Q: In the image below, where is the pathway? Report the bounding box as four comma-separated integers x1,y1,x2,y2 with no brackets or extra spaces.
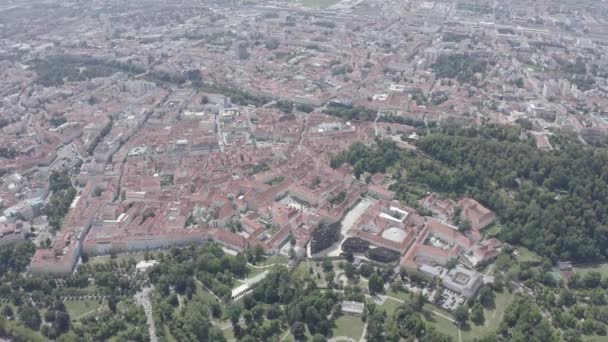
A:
74,307,99,320
329,337,356,342
194,278,224,303
359,322,368,342
248,263,285,269
134,286,158,342
280,329,292,341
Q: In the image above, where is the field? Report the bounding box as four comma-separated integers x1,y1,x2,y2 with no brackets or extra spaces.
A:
379,297,404,314
244,264,269,278
460,290,515,340
65,298,103,319
383,289,515,341
483,223,502,238
194,281,221,304
421,312,460,340
515,246,543,263
575,263,608,278
333,315,364,340
257,254,289,267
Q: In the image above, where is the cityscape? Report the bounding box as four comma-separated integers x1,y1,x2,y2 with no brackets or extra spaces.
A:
1,0,608,341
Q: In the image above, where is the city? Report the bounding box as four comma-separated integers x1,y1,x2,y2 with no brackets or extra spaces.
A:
1,0,608,341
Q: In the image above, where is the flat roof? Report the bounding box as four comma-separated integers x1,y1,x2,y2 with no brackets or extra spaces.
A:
381,227,407,242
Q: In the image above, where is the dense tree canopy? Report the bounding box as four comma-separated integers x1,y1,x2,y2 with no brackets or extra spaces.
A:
498,295,557,341
333,126,608,262
416,127,608,261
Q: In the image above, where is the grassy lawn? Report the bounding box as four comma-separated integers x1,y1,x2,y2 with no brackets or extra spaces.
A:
515,246,543,263
421,311,460,340
245,264,269,278
4,321,47,342
222,325,236,341
386,289,413,303
483,223,502,238
460,290,515,341
386,288,514,341
333,315,364,340
575,263,608,278
195,281,220,304
88,252,150,265
378,297,403,314
163,325,178,342
293,260,312,280
257,255,289,267
65,299,103,319
298,0,342,8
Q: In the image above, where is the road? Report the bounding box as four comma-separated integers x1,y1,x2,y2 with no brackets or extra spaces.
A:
135,286,158,342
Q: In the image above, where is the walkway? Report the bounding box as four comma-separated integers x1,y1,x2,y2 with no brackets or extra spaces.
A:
134,286,158,342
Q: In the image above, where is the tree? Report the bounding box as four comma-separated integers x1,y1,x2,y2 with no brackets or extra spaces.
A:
359,264,374,278
366,311,386,341
19,304,41,330
266,303,282,320
471,302,484,325
500,295,556,341
237,42,250,60
209,327,227,342
2,305,13,318
368,272,384,295
54,311,70,334
41,324,55,339
108,295,117,313
414,292,426,310
345,251,354,263
252,304,265,322
452,306,468,325
477,287,495,308
243,309,253,325
584,271,602,288
183,304,210,341
291,322,306,341
44,309,56,323
390,278,403,292
459,220,472,233
344,263,357,280
558,289,576,307
253,245,265,263
591,288,606,305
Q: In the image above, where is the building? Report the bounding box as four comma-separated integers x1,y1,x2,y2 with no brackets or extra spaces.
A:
29,229,83,275
458,198,495,230
0,222,25,247
341,301,365,316
442,265,484,298
420,193,454,221
136,260,159,272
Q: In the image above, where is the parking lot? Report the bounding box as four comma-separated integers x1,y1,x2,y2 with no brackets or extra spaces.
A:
437,288,465,311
